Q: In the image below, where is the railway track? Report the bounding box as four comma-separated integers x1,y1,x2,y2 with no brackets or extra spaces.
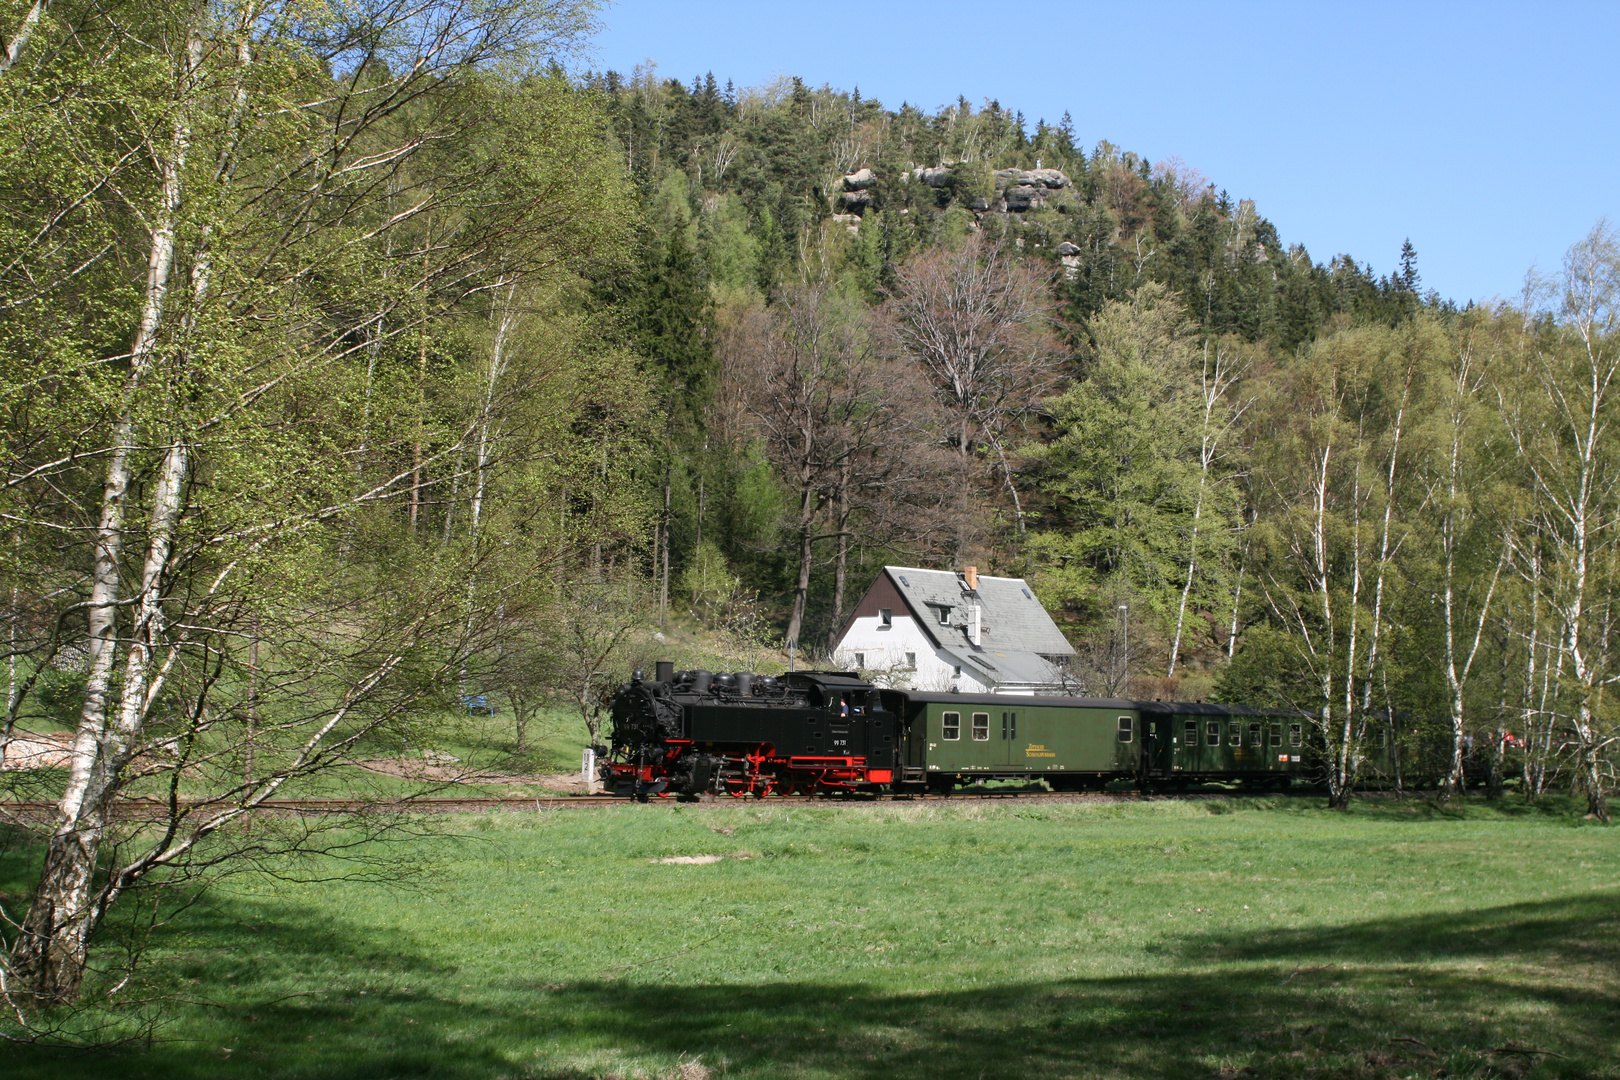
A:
0,787,1309,820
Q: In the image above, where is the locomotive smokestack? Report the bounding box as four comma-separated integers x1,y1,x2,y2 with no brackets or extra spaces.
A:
964,565,978,591
655,660,674,684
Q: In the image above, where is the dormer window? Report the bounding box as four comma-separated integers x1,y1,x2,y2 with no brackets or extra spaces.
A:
935,605,951,625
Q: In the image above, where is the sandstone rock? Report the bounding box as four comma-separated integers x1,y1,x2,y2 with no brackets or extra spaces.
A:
831,213,861,233
968,197,990,211
842,168,877,191
912,165,953,187
1057,241,1082,256
838,189,875,211
1002,185,1044,212
994,167,1071,190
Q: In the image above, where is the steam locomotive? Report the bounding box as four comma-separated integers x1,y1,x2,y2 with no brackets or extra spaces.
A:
600,662,1367,798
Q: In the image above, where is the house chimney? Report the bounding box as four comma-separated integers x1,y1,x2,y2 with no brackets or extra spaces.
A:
964,565,978,592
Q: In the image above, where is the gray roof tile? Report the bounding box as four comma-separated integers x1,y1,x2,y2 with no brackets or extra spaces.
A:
886,566,1076,660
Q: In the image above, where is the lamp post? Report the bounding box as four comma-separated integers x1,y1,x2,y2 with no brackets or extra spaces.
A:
1118,604,1129,694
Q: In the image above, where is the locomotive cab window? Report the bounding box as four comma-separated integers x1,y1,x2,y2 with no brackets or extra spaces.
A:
1206,721,1221,746
1270,725,1283,747
1184,720,1197,747
1289,723,1303,747
972,712,990,741
1117,716,1133,743
942,711,960,740
1248,722,1262,746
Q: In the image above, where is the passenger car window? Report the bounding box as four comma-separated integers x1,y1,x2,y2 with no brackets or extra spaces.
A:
1184,720,1197,746
1248,722,1262,746
1228,721,1241,745
1270,725,1283,747
1289,723,1303,747
1372,727,1387,747
942,711,960,740
972,712,989,741
1117,716,1133,743
1206,720,1221,746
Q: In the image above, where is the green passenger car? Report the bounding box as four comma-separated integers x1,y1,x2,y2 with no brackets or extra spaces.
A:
882,691,1394,791
882,691,1144,791
1138,701,1309,788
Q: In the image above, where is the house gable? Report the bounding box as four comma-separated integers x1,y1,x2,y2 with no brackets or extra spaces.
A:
838,568,941,648
834,565,1077,694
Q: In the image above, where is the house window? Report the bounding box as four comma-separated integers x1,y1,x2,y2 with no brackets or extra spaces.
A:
936,605,951,625
853,653,865,669
879,608,892,627
1289,723,1303,747
1117,716,1133,743
1228,721,1241,745
1206,721,1221,746
1248,723,1262,747
953,665,961,677
972,712,990,740
942,711,960,740
904,652,916,669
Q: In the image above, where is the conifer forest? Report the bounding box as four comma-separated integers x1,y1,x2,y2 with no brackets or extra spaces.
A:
0,0,1616,1021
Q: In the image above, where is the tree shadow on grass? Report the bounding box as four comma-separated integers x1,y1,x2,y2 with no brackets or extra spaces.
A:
4,892,1617,1080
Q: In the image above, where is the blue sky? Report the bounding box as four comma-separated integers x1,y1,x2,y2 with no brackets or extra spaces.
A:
587,0,1617,307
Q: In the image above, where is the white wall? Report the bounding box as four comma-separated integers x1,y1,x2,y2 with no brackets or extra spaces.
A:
833,615,991,693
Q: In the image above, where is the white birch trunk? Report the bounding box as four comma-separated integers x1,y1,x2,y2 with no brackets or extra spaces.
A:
10,29,203,1002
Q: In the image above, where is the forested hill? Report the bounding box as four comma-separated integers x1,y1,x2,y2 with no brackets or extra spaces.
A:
585,66,1438,351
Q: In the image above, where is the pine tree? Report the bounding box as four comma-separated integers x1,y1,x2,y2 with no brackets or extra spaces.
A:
1398,238,1420,292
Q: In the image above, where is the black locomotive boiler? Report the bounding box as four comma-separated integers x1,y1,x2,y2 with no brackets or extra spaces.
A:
602,662,900,797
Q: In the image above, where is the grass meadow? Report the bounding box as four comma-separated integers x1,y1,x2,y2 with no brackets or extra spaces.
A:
3,795,1616,1080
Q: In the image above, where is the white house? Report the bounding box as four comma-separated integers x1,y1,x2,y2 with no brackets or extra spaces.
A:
831,565,1078,695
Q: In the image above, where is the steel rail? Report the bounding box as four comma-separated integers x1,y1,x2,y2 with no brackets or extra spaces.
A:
0,787,1313,820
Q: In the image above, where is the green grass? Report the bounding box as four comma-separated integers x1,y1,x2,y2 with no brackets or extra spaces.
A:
4,796,1617,1079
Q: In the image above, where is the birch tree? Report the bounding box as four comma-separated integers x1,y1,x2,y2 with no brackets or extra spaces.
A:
0,0,624,1007
1167,338,1251,676
1498,223,1620,821
1416,317,1507,797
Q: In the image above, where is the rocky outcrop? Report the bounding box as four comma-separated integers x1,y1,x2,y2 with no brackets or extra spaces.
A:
831,213,862,233
838,188,876,212
995,167,1071,190
831,162,1078,225
1002,185,1045,212
842,168,877,191
912,165,953,188
1057,241,1083,280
